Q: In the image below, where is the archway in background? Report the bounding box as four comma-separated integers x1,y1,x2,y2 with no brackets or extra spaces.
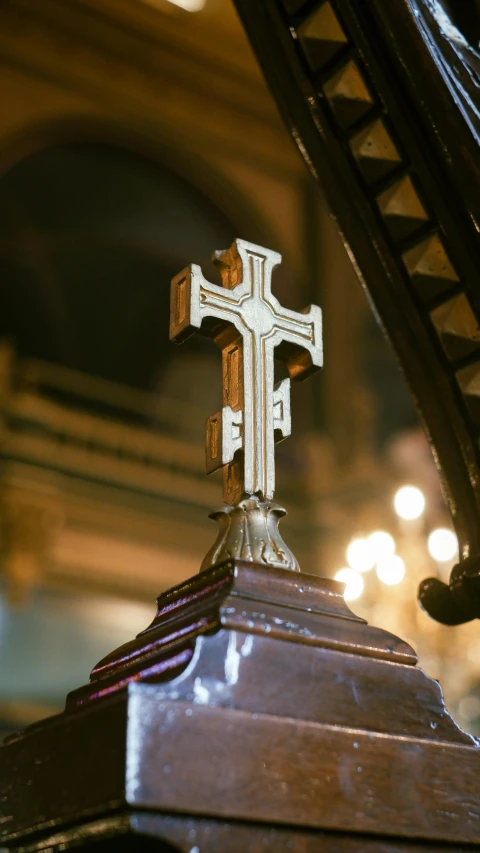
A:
0,141,242,393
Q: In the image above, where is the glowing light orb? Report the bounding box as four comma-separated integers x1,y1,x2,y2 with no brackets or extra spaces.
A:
376,554,406,586
367,530,396,562
335,567,364,601
346,538,375,573
393,485,425,520
427,528,458,562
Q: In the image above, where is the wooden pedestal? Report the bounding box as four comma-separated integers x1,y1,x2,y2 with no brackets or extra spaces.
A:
1,561,480,851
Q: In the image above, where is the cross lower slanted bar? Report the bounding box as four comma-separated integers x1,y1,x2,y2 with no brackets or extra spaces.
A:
170,239,323,505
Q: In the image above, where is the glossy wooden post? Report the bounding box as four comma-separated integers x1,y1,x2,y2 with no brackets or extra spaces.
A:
1,561,480,851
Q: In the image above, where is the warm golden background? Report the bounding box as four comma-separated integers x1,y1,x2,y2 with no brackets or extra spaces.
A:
1,0,478,739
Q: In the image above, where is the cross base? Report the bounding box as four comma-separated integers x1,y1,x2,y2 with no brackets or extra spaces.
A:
200,494,299,572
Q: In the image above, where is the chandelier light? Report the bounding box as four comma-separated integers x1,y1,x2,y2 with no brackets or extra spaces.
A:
346,538,375,573
334,567,365,601
427,528,458,562
393,485,425,521
367,530,396,562
376,554,406,586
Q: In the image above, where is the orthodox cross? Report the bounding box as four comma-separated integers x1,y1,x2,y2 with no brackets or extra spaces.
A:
170,239,323,506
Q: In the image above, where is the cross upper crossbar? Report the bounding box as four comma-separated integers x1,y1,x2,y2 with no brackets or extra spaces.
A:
170,239,323,505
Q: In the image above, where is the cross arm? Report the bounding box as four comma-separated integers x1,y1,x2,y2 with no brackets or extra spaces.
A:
170,264,203,344
170,264,245,346
275,304,323,380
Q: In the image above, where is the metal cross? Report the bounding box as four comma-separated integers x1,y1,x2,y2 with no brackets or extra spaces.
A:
170,239,323,505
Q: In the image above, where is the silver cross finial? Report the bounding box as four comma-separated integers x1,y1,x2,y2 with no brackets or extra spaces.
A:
170,239,323,572
170,239,323,505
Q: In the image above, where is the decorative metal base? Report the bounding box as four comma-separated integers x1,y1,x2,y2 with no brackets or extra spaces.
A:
200,494,300,572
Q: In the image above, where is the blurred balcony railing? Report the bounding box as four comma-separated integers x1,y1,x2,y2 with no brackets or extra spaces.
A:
0,343,312,602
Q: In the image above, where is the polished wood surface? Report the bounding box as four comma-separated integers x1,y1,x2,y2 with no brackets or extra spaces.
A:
6,813,477,853
3,690,480,845
2,562,479,850
66,560,417,708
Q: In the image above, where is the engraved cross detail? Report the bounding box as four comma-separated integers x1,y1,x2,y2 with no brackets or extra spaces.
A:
170,239,323,505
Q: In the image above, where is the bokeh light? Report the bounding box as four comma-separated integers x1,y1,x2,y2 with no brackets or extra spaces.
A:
346,538,375,573
376,554,406,586
427,528,458,562
334,567,364,601
393,485,425,520
367,530,396,562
